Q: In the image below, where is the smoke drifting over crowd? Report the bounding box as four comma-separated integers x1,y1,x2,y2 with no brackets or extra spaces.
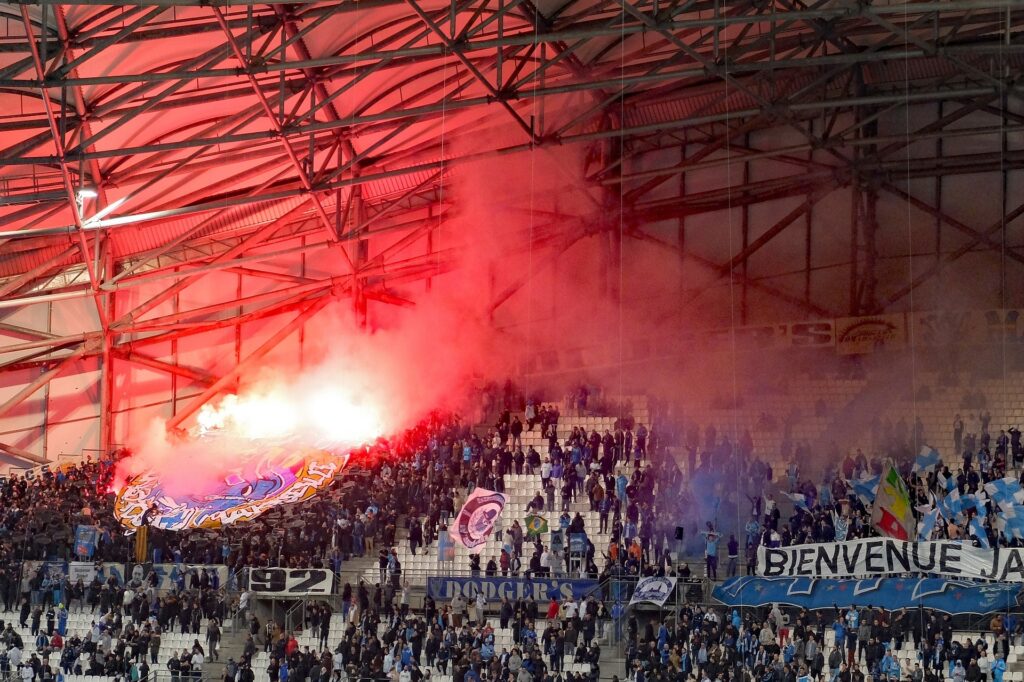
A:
113,143,600,504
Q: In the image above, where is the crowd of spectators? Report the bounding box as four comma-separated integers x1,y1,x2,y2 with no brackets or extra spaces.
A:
624,601,1019,682
0,561,231,682
8,381,1024,682
0,393,677,682
667,407,1024,580
243,590,608,682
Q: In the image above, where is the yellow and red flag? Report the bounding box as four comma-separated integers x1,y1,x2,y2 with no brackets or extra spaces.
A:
872,464,914,540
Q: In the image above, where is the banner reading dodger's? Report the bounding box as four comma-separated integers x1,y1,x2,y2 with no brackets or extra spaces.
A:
450,487,507,554
758,536,1024,581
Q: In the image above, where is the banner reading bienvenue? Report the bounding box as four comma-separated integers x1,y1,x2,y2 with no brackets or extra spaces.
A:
759,537,1024,581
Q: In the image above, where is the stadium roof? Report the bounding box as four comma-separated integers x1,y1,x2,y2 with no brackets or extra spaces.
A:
2,0,1021,295
0,0,1021,463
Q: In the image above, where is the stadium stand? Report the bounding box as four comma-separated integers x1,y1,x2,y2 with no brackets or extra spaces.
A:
4,377,1024,682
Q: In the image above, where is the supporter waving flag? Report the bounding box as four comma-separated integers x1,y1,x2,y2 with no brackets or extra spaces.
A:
985,477,1024,506
969,516,991,549
851,474,879,505
937,470,957,494
917,506,940,541
524,514,549,537
450,487,507,554
782,492,809,511
913,446,942,474
871,465,914,540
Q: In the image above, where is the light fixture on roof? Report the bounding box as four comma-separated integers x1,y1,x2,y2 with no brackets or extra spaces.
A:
75,186,97,217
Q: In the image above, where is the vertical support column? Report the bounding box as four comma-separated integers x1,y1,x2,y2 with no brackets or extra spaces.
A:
804,135,814,309
849,68,864,316
601,113,623,304
861,183,879,313
42,301,53,460
235,272,243,367
99,244,115,456
678,139,687,326
860,108,880,315
849,179,861,315
740,133,750,324
352,187,368,327
300,235,308,369
426,204,434,294
171,270,180,419
934,102,943,272
1000,85,1009,305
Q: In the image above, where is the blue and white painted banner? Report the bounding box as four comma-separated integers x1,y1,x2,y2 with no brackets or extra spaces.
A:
427,576,598,602
713,576,1023,615
26,560,125,587
629,576,677,606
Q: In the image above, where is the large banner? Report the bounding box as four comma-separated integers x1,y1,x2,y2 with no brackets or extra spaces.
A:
427,577,598,602
249,567,333,596
714,576,1023,615
450,487,507,554
758,537,1024,581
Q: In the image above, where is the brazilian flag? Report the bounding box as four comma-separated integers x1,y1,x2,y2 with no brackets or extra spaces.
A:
525,514,549,537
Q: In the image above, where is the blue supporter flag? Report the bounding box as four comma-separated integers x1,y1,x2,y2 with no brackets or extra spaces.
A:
917,507,940,541
438,533,456,563
851,475,879,505
937,471,956,494
996,504,1024,540
913,447,941,474
939,488,963,521
965,493,988,518
74,525,98,558
782,492,809,511
985,477,1024,505
969,517,991,549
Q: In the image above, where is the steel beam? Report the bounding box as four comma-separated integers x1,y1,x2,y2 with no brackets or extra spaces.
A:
163,294,333,431
882,184,1024,268
0,441,48,465
112,349,217,387
0,343,90,421
881,200,1024,310
625,227,835,318
211,7,356,272
19,7,107,330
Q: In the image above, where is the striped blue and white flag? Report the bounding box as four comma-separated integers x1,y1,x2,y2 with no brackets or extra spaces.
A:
851,475,880,505
913,447,942,474
969,516,991,549
917,506,940,541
